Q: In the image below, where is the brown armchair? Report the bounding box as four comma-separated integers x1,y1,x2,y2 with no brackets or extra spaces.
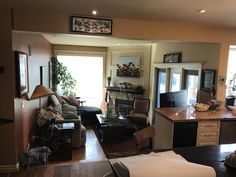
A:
126,98,150,126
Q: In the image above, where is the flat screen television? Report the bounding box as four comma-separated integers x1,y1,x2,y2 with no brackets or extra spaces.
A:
160,90,187,108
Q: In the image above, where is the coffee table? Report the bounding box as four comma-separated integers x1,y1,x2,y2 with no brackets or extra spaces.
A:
96,114,129,142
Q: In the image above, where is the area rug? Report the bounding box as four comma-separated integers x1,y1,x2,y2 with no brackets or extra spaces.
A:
101,138,137,158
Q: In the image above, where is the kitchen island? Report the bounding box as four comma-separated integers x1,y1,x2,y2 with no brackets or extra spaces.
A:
153,107,236,150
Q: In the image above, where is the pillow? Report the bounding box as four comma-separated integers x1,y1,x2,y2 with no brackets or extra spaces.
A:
62,111,78,119
68,96,80,107
62,103,78,119
48,105,62,115
61,96,72,105
61,96,80,107
48,95,60,106
56,95,66,104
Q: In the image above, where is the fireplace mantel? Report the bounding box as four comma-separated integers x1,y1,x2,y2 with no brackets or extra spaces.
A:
106,86,145,95
105,86,145,113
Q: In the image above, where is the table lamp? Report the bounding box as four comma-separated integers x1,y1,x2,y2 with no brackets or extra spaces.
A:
30,84,54,107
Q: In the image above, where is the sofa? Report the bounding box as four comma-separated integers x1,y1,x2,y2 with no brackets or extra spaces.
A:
37,95,87,148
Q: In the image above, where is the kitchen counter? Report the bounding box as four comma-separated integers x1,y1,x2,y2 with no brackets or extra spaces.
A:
154,107,236,122
153,107,236,150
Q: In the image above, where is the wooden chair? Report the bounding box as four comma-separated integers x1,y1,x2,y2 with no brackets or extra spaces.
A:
134,126,155,152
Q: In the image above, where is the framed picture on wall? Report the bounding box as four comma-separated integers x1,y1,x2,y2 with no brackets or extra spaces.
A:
15,51,29,97
40,66,49,87
163,52,182,63
71,16,112,35
201,69,216,91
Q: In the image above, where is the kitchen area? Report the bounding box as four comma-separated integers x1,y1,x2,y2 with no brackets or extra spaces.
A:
153,107,236,150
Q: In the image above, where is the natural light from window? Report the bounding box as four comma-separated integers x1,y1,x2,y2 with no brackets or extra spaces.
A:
57,55,103,107
226,47,236,96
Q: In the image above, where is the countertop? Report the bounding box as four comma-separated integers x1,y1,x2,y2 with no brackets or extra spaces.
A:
154,107,236,122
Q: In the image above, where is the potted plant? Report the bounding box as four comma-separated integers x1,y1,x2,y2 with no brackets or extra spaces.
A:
226,73,236,106
51,57,77,96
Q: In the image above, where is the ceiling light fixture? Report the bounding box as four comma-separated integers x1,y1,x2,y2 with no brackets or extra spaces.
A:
92,10,97,15
197,9,207,14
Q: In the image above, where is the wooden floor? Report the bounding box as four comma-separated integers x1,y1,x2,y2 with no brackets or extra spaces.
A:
0,128,107,177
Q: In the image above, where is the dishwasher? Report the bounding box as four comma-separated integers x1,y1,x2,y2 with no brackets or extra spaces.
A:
220,120,236,144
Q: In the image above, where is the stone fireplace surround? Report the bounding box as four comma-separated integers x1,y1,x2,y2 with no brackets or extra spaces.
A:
105,87,144,117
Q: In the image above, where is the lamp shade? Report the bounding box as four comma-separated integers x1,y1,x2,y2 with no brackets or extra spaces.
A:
30,85,54,100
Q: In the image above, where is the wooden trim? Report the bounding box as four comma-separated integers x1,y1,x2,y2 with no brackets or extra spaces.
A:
0,162,19,173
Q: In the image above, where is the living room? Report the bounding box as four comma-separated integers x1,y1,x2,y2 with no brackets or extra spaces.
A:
1,3,236,176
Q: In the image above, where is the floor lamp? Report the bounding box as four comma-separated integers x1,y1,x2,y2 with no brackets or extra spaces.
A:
30,85,54,107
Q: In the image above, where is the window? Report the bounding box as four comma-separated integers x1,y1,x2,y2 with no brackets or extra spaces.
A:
57,55,103,107
184,70,199,106
170,69,181,92
156,69,166,107
226,46,236,96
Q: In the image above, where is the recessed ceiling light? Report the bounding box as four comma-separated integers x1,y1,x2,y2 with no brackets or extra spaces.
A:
197,9,207,14
92,10,97,15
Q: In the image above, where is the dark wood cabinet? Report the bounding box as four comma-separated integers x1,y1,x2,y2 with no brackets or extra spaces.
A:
173,122,198,148
49,123,74,161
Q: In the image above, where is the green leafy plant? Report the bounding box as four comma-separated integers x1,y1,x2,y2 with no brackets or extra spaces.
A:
51,57,77,96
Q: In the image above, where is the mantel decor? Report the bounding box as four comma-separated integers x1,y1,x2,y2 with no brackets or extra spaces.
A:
163,52,182,63
15,51,29,97
71,16,112,35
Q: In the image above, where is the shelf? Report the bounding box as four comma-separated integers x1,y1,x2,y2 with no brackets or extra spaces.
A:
105,86,145,95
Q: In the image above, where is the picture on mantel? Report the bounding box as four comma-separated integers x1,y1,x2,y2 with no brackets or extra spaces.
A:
116,62,140,77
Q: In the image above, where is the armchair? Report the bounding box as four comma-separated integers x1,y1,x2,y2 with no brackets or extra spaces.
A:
126,98,150,126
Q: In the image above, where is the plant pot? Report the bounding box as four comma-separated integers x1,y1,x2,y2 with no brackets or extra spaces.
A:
226,95,235,106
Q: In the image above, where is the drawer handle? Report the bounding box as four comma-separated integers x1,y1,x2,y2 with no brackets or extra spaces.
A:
202,134,214,137
202,125,215,127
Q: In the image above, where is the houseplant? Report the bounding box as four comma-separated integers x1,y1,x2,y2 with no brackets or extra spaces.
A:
226,73,236,106
51,57,77,96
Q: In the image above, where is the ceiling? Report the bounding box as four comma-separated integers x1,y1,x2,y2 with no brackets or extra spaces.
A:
5,0,236,46
42,33,154,47
3,0,236,28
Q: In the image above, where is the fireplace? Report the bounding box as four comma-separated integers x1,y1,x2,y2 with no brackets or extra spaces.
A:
115,99,133,118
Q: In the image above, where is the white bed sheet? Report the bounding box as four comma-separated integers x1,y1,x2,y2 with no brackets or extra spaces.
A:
110,151,216,177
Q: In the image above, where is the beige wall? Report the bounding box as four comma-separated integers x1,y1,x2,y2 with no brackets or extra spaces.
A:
0,10,17,167
153,42,220,69
107,45,151,97
12,31,52,159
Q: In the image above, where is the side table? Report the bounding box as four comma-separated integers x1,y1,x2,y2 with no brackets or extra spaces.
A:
49,123,74,161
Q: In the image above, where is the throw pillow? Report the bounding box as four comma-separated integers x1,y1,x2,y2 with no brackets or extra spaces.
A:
62,111,78,119
62,103,78,119
61,96,80,107
48,105,62,115
68,96,81,107
61,96,72,105
55,95,66,104
48,95,60,106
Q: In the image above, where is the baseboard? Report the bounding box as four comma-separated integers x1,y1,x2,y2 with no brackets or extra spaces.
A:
0,162,19,173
